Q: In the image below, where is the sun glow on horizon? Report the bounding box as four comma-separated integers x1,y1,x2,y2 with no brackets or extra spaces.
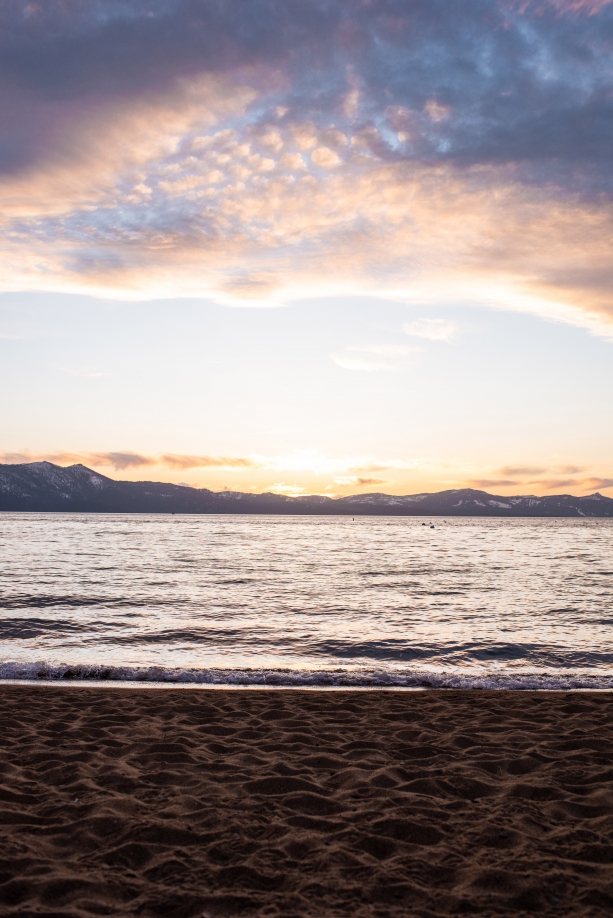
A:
3,450,612,499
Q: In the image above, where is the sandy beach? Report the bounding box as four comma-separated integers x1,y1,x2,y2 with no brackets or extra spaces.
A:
0,686,612,917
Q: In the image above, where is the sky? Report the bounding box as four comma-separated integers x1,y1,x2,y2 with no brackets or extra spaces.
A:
1,0,613,497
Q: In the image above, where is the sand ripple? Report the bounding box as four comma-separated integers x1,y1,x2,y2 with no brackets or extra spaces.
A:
0,687,612,916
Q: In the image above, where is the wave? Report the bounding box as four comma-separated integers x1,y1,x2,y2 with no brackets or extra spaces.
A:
0,661,612,690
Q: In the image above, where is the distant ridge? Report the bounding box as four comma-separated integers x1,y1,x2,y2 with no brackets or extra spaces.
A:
0,461,612,517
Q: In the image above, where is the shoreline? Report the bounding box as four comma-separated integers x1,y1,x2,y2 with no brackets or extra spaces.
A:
1,685,612,916
2,663,613,692
1,678,613,692
2,673,613,690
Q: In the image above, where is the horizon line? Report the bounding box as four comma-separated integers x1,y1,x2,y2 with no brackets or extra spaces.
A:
2,459,610,503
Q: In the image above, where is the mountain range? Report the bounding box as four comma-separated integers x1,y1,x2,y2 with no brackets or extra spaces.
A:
0,461,612,516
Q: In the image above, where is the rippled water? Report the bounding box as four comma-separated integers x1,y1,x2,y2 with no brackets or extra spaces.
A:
0,513,612,687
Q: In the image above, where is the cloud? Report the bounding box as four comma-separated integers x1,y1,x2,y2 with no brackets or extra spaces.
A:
469,474,613,492
404,319,457,342
0,451,258,471
0,2,612,331
0,448,411,478
311,147,341,168
332,475,386,487
331,344,421,372
522,1,613,13
0,452,42,465
498,466,548,477
530,478,577,489
88,452,155,470
469,479,521,489
38,452,156,470
498,464,587,477
530,477,613,491
160,454,257,469
5,0,613,179
584,478,613,490
268,482,305,494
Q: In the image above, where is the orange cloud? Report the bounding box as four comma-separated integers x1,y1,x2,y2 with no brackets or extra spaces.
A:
0,452,257,471
529,477,613,491
469,479,519,488
469,475,613,492
0,112,613,337
2,451,157,470
160,454,258,470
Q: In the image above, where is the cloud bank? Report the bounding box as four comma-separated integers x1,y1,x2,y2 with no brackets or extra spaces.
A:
0,452,258,472
1,1,613,331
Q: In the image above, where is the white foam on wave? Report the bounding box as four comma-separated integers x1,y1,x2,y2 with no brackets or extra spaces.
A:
0,661,612,690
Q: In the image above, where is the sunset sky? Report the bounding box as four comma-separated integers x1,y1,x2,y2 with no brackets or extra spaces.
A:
1,0,613,497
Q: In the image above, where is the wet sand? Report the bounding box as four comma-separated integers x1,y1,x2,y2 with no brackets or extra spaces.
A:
0,686,612,917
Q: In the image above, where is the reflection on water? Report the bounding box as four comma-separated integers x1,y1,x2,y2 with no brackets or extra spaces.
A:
0,514,611,684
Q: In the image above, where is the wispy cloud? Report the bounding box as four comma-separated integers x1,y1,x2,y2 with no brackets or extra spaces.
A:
160,454,257,470
333,476,387,487
267,482,306,495
529,477,613,491
469,479,519,489
469,472,613,492
349,464,395,474
404,319,457,342
331,344,421,372
0,451,156,471
0,449,411,477
498,466,549,477
496,464,587,479
0,452,258,471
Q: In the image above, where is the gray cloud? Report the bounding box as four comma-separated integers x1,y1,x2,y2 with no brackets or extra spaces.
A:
89,451,156,470
499,465,587,477
499,466,548,477
2,0,613,187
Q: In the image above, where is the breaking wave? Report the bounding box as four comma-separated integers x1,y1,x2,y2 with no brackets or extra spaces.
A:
0,661,611,690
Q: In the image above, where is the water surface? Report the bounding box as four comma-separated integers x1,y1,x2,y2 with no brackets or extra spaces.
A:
0,514,611,687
